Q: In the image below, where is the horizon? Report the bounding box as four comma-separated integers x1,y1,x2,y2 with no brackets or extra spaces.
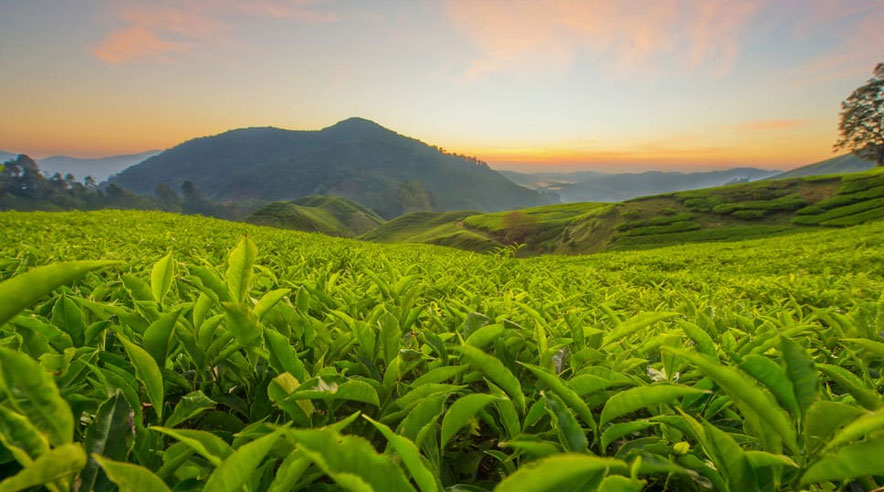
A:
1,0,882,172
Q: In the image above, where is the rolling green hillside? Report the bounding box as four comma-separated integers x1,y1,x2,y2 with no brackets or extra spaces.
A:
772,153,876,179
245,195,383,236
363,168,884,254
360,210,502,252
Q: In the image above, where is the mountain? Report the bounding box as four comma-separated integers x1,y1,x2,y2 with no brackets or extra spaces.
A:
39,151,160,182
771,154,876,179
524,167,780,202
0,150,159,181
363,168,884,255
246,195,383,236
498,170,603,188
110,118,553,218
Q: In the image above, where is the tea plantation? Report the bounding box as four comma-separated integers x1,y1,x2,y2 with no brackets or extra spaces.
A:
1,209,884,491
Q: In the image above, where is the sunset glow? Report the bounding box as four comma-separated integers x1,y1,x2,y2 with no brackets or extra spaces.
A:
1,0,882,170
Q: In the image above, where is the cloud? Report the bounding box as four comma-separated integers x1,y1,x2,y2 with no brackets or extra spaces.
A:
92,0,336,63
732,119,807,131
93,25,190,64
793,3,884,82
443,0,761,80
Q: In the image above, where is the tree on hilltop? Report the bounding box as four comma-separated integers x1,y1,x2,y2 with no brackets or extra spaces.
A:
836,56,884,166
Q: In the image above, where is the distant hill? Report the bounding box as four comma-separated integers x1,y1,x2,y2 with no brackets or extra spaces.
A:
0,150,159,182
771,154,876,179
528,167,780,202
40,151,160,182
110,118,553,218
363,168,884,255
360,210,502,252
498,170,602,189
246,195,383,236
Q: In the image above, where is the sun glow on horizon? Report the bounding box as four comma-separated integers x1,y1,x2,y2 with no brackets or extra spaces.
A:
1,0,882,171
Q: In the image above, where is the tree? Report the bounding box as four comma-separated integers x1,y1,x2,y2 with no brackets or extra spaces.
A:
154,183,181,212
836,56,884,166
502,211,540,245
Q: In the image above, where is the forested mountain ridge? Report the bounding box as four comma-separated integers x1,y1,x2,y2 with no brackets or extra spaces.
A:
110,118,553,218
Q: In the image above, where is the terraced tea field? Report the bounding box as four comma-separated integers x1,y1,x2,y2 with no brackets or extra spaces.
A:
1,209,884,491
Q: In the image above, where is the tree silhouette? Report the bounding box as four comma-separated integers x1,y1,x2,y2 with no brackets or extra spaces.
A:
502,211,540,245
836,56,884,166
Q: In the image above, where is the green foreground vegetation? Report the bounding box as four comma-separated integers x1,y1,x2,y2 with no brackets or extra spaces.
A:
1,209,884,491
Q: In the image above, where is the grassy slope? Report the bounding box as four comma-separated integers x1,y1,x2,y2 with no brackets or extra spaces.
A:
772,153,876,179
360,210,502,252
246,195,383,236
362,168,884,255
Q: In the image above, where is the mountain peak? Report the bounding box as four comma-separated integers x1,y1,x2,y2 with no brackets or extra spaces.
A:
320,117,394,138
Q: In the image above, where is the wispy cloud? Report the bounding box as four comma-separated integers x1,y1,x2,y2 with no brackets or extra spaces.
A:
93,0,336,63
443,0,761,80
732,119,807,131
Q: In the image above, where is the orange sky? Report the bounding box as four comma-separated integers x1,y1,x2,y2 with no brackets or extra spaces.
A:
1,0,882,171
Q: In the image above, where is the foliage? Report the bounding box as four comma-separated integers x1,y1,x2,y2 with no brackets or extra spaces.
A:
835,57,884,166
1,209,884,490
0,155,249,219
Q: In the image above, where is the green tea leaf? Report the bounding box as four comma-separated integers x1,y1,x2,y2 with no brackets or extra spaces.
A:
602,312,679,348
823,407,884,453
0,260,118,327
364,416,439,492
601,420,656,450
780,336,818,417
804,400,866,453
441,393,498,449
818,363,882,410
226,236,257,303
380,312,401,365
800,436,884,485
598,475,645,492
521,363,597,432
117,335,165,419
455,345,526,413
264,328,306,381
222,302,261,348
544,392,588,453
600,384,706,426
0,348,74,446
94,454,172,492
165,391,216,428
203,429,283,492
289,428,416,492
150,252,174,304
150,427,233,466
80,391,135,492
493,453,625,492
701,420,756,492
0,405,49,464
739,354,799,417
142,308,182,366
0,443,85,492
667,348,798,453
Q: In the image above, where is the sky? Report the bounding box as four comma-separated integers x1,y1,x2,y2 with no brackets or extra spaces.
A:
0,0,882,172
